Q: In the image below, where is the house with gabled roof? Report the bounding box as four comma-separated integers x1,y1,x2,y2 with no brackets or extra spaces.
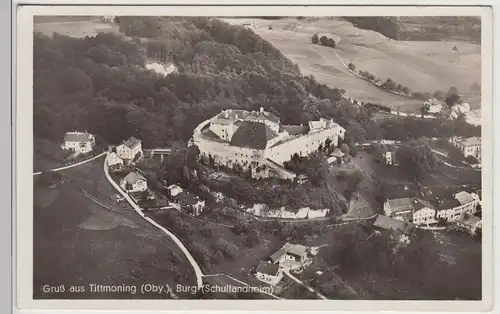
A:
435,191,478,222
61,131,95,154
120,172,147,193
116,136,143,162
383,197,437,225
268,243,309,270
456,214,481,235
373,214,416,244
255,261,283,286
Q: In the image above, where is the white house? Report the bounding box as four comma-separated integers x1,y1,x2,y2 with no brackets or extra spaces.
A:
382,151,398,166
116,137,143,162
255,261,283,286
107,152,124,170
436,191,478,222
456,214,481,235
61,131,95,154
453,137,481,161
383,197,437,225
172,190,206,216
167,184,184,197
424,98,443,114
373,215,416,244
269,243,309,270
120,172,148,193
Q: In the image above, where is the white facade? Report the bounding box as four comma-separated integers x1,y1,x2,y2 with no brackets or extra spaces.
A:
120,173,148,193
107,152,124,169
116,137,143,161
167,184,183,197
436,192,478,222
412,207,437,225
193,109,345,180
61,131,95,154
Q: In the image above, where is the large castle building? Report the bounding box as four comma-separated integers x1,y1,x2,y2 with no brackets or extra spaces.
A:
192,107,346,180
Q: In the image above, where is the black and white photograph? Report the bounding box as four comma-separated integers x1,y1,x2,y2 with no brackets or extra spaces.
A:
15,4,493,311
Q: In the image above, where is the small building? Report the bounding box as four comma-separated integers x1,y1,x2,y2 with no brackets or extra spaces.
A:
296,174,308,184
255,261,283,286
172,191,205,216
120,172,148,193
167,184,184,197
269,243,309,270
424,98,443,114
373,214,415,244
107,152,124,170
383,197,437,225
330,148,346,163
61,131,95,154
451,136,481,161
327,156,338,164
456,214,481,235
382,151,398,166
116,137,143,162
436,191,478,222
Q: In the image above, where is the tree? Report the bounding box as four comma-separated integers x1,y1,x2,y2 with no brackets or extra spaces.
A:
445,93,461,107
433,90,444,100
446,86,460,97
339,143,350,155
465,155,479,164
348,62,355,71
211,250,224,264
420,103,430,117
244,230,260,247
312,33,319,44
396,139,439,180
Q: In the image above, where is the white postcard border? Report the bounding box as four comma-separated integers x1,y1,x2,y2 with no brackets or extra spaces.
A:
14,3,494,313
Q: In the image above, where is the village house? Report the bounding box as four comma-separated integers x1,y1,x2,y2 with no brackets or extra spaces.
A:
255,261,283,286
382,150,399,166
106,152,124,170
435,191,478,222
116,137,143,162
383,197,437,225
450,136,481,161
296,174,308,184
268,243,309,270
168,185,205,216
373,215,416,244
192,108,345,180
456,214,481,235
423,98,443,114
120,172,148,193
61,131,95,154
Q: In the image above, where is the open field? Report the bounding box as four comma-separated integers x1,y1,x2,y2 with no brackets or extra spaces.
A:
33,160,196,299
223,18,481,112
34,17,120,38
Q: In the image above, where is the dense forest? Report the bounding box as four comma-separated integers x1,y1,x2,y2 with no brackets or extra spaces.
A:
34,16,480,161
34,16,378,153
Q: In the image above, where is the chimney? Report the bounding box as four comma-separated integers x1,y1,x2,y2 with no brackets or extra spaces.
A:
260,106,264,113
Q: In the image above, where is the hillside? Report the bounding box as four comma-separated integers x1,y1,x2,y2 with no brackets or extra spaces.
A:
223,17,481,112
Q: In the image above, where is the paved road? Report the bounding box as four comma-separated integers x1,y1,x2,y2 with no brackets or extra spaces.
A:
103,153,204,289
33,152,107,176
283,269,328,300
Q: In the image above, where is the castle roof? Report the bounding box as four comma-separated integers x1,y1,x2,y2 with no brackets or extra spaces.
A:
229,121,278,150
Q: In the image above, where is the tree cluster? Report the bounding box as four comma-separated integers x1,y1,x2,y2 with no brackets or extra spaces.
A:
35,17,380,163
396,138,439,180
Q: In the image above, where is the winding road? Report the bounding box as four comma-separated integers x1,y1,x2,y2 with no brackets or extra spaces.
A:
33,152,107,176
103,153,204,289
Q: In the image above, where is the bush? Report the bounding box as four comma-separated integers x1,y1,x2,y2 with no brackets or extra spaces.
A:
244,230,260,247
214,238,239,259
465,155,479,164
312,33,319,44
348,62,355,71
